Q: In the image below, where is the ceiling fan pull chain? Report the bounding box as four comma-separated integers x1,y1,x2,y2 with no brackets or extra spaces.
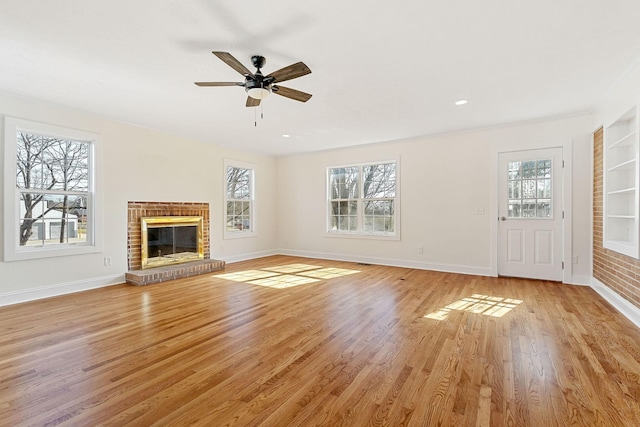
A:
254,106,257,127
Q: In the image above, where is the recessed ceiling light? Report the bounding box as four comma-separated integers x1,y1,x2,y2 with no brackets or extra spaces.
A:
455,99,468,106
282,134,291,138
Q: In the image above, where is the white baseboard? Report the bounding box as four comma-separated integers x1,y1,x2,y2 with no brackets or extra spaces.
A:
221,249,279,264
591,278,640,328
569,274,592,286
277,249,493,277
0,274,125,307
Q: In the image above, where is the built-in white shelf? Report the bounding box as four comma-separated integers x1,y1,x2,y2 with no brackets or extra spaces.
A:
603,105,640,258
608,187,635,195
608,158,636,172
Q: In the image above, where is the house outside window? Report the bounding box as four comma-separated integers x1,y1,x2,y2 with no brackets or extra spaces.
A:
327,161,399,239
3,117,100,261
224,160,255,238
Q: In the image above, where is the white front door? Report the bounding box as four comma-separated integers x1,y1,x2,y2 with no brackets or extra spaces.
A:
498,148,563,281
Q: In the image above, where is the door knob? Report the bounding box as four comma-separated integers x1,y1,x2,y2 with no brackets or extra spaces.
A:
500,216,507,221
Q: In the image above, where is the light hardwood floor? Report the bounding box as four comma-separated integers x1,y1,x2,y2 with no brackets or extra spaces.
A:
2,255,640,426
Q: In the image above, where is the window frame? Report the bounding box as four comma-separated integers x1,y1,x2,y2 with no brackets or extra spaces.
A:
326,159,400,240
3,117,102,261
223,159,256,239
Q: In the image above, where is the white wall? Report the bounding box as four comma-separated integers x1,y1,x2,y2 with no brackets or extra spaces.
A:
277,114,594,282
0,90,596,306
0,91,278,305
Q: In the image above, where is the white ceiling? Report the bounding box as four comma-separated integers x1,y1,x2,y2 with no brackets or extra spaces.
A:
2,1,640,156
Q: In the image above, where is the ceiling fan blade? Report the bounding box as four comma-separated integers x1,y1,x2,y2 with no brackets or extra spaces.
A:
212,51,255,78
194,82,242,87
266,62,311,83
272,85,312,102
246,96,261,107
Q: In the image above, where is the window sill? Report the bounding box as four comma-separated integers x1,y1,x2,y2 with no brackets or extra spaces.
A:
223,231,258,240
4,244,100,262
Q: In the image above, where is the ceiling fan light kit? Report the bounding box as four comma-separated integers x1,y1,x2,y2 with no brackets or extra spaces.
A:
246,87,270,99
195,51,312,107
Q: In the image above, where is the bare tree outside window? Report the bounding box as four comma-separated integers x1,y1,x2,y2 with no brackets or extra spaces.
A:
16,132,89,246
328,162,397,235
363,163,395,233
226,166,253,232
328,167,359,231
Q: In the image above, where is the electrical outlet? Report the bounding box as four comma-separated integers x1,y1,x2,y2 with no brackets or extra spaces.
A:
104,257,111,266
418,247,424,254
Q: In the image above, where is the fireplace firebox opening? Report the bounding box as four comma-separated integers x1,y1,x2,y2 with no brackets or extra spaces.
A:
141,216,204,269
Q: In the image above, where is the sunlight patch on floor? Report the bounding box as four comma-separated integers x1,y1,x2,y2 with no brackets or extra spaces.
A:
250,274,321,289
424,294,523,320
215,270,280,282
261,264,321,274
214,264,361,289
302,267,360,280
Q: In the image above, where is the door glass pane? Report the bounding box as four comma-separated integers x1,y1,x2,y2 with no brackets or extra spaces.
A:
507,159,552,218
508,200,521,217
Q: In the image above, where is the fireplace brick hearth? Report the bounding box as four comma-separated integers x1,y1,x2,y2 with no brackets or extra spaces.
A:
126,201,224,285
125,259,225,285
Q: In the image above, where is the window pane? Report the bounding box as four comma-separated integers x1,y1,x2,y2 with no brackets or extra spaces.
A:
522,180,535,198
329,167,359,199
522,201,536,217
227,167,251,199
537,179,551,198
16,133,90,191
522,161,536,178
225,165,253,233
18,193,88,246
508,161,521,180
363,200,394,233
506,158,552,219
537,200,551,218
509,200,521,218
363,163,396,198
508,181,520,199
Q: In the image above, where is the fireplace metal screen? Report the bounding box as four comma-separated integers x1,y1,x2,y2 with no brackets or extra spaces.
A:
140,216,204,269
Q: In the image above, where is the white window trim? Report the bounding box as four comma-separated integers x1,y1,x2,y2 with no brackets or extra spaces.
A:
223,159,256,239
325,158,401,241
3,116,103,261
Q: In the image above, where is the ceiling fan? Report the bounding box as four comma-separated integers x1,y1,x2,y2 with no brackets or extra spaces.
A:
195,51,312,107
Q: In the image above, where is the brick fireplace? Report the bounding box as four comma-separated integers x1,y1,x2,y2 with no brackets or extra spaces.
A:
126,201,224,285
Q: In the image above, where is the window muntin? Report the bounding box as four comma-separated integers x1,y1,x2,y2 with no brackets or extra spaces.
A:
4,117,99,261
507,159,552,218
328,162,397,236
225,163,255,237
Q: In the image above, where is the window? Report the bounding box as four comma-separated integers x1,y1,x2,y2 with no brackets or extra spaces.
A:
3,117,100,261
327,161,399,238
224,161,255,238
507,159,552,218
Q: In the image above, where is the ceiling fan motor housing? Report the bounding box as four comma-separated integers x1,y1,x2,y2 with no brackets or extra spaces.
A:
251,55,266,70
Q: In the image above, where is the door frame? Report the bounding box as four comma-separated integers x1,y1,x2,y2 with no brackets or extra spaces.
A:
490,139,573,283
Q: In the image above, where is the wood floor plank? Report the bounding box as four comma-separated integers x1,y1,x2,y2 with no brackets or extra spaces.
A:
1,255,640,426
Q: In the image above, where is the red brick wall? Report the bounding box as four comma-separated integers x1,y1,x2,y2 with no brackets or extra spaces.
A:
127,201,210,271
593,128,640,308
